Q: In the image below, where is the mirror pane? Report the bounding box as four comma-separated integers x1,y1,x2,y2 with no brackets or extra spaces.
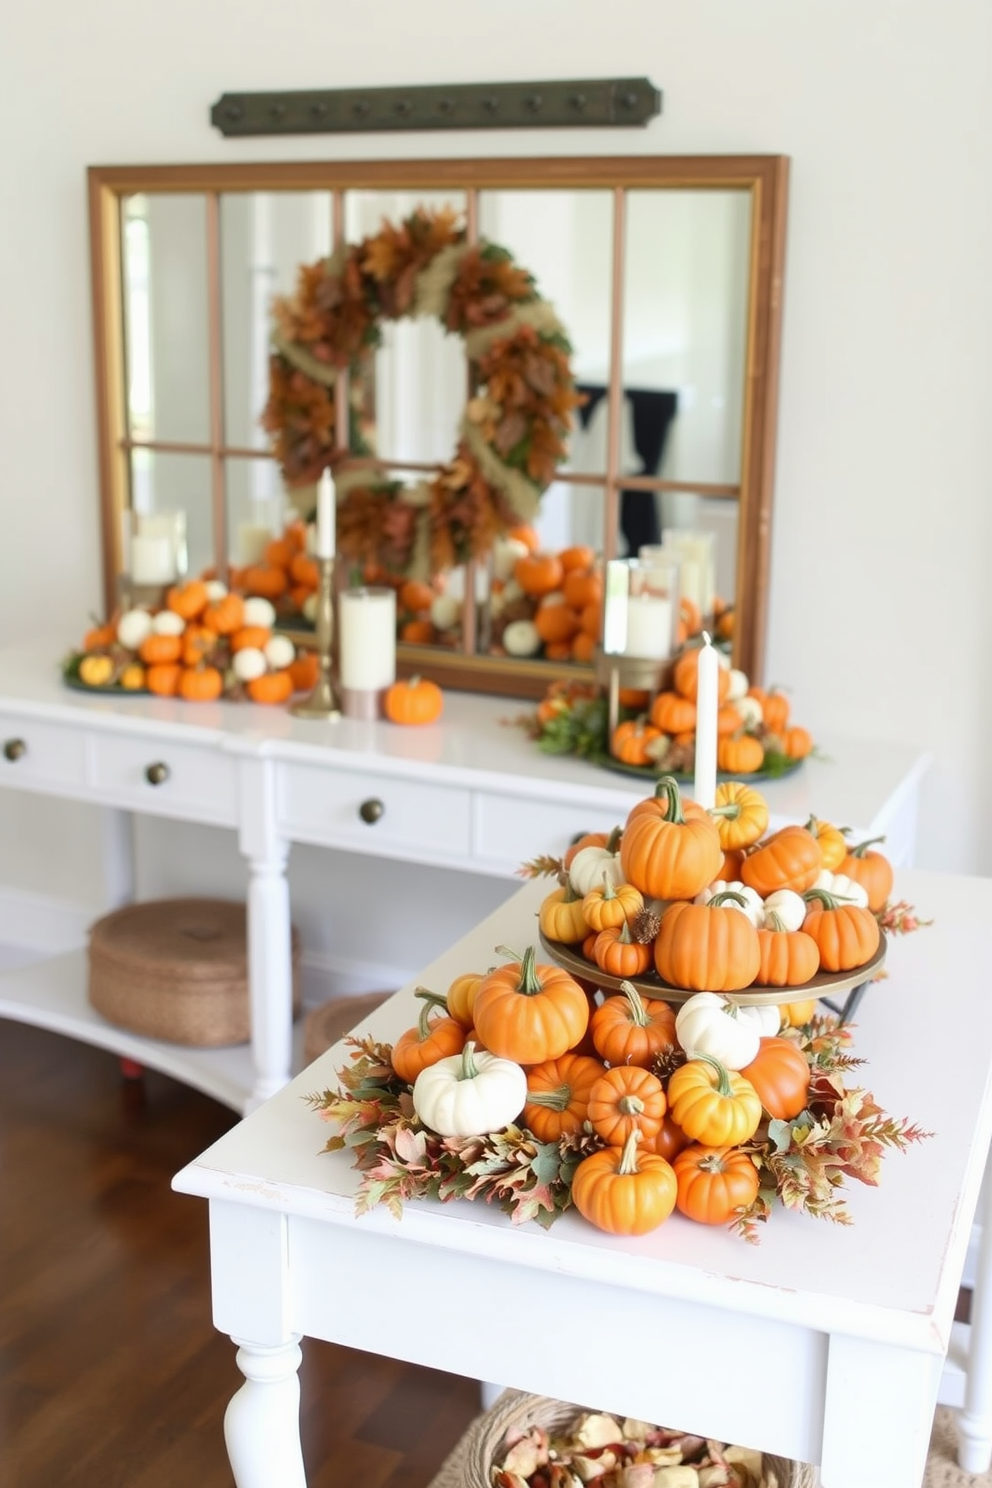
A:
344,189,468,467
221,191,333,454
122,194,211,445
622,189,751,494
478,189,613,562
127,449,213,583
224,455,290,569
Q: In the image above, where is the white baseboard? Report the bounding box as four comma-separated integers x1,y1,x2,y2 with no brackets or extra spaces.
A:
0,885,413,1012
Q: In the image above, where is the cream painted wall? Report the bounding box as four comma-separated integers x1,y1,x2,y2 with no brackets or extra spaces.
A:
0,1,989,960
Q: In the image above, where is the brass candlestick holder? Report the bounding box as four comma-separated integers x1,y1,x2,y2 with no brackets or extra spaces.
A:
593,647,672,738
291,557,341,720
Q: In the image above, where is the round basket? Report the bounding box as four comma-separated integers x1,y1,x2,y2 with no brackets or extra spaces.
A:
87,898,300,1048
302,990,393,1067
427,1390,819,1488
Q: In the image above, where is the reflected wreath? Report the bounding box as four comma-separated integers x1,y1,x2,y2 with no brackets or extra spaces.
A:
262,208,580,581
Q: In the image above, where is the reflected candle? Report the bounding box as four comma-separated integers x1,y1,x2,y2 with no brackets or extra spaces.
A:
316,469,335,560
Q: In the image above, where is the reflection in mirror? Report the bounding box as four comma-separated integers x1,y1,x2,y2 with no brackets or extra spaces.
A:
126,450,213,584
122,194,210,447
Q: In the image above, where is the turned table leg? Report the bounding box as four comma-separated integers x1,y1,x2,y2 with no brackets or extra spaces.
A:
238,757,294,1111
225,1336,307,1488
958,1161,992,1472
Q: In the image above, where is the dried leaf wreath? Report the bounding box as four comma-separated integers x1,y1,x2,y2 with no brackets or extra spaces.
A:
306,1015,929,1243
262,207,582,580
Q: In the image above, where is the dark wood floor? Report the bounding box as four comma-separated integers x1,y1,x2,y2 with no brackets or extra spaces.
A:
0,1019,480,1488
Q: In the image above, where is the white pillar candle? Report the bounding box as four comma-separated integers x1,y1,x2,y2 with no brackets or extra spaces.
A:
130,534,176,585
624,595,673,660
338,587,396,691
316,469,335,560
237,523,274,566
693,632,719,809
602,560,629,654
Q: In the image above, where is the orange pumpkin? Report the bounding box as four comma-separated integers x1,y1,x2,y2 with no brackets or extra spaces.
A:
780,725,814,760
400,619,436,644
711,781,769,850
571,1130,677,1235
181,624,218,667
586,1065,667,1146
741,824,822,896
391,990,466,1083
739,1036,811,1120
522,1052,605,1142
716,734,765,775
650,691,697,736
145,662,182,697
471,946,590,1065
165,580,209,621
202,593,245,636
589,981,678,1068
672,1144,760,1225
445,972,483,1030
840,836,894,912
138,633,183,665
672,647,730,704
592,922,653,979
513,552,564,597
534,599,580,645
289,553,320,590
178,666,223,702
619,776,723,901
558,544,595,573
241,565,288,600
756,915,821,987
562,569,602,611
288,651,320,693
384,675,443,725
398,579,436,614
246,671,294,706
653,893,761,993
801,888,880,972
231,625,273,653
610,718,662,768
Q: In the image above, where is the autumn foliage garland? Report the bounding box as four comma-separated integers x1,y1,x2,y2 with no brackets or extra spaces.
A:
262,208,581,580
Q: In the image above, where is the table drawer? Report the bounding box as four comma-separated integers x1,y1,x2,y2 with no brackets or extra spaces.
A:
0,711,87,794
279,762,471,862
87,733,238,826
473,793,626,874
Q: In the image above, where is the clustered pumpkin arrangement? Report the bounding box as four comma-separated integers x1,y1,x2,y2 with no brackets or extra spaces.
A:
528,647,814,782
65,580,318,704
309,778,927,1241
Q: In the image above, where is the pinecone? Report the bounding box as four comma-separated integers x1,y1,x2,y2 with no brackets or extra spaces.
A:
631,907,661,944
651,1043,688,1082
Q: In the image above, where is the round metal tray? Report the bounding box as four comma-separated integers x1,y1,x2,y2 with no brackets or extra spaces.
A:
538,928,887,1008
598,755,804,788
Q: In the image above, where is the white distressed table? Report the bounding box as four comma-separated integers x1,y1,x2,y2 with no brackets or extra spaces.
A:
173,868,992,1488
0,635,929,1113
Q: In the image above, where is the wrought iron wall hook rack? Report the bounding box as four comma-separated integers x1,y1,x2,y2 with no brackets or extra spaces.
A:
210,78,661,137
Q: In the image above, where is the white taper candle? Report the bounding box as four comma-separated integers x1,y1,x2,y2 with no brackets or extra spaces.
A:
693,632,719,809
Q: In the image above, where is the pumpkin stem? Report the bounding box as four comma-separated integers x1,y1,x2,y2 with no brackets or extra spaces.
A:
458,1041,481,1081
652,775,684,825
709,801,744,822
764,909,789,934
413,987,450,1039
619,979,651,1027
848,835,886,858
617,1094,645,1116
600,872,617,901
803,887,842,912
525,1082,572,1112
494,944,544,996
556,872,580,903
617,1128,643,1176
707,890,748,910
692,1051,735,1097
605,824,624,854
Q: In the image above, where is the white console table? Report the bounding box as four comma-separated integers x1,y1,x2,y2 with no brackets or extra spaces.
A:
0,637,930,1114
172,869,992,1488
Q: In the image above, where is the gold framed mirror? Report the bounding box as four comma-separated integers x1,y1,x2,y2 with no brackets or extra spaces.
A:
89,155,788,698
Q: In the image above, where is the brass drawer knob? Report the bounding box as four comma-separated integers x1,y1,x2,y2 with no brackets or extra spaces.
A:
358,797,384,824
3,738,26,762
145,761,171,786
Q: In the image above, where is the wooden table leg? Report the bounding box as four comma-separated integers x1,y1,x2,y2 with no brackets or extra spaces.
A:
225,1337,308,1488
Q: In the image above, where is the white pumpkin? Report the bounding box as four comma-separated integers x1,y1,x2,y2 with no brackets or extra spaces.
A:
732,695,764,731
242,596,277,629
502,619,542,658
568,837,625,896
302,592,319,624
812,869,869,909
412,1043,527,1137
150,609,186,636
232,646,267,682
725,667,750,702
739,1003,782,1037
264,635,296,670
491,536,531,582
116,608,154,650
694,880,765,928
761,888,807,932
204,579,229,601
674,991,761,1070
429,593,462,632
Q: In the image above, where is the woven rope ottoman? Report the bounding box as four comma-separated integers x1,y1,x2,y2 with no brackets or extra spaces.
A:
87,897,300,1047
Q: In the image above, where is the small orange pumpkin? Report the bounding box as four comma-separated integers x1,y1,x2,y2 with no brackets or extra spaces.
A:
384,675,443,726
246,671,294,706
586,1065,667,1146
138,633,183,665
840,836,894,912
571,1129,677,1236
390,989,466,1083
178,666,223,702
716,734,765,775
165,580,209,621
